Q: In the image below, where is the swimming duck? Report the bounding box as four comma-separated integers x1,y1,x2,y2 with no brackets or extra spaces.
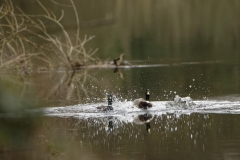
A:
97,95,113,111
111,53,132,66
133,89,153,109
113,53,124,66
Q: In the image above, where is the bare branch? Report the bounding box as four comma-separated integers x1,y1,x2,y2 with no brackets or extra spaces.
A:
50,0,72,7
36,0,51,17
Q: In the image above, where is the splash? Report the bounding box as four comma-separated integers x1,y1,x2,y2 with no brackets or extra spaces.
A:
166,95,196,109
42,95,240,120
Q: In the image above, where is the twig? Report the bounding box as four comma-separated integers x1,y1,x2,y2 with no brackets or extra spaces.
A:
50,0,72,7
69,0,80,46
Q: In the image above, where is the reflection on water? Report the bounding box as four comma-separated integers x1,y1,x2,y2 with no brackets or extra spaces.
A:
133,114,153,133
0,61,237,108
17,113,238,160
1,111,240,159
23,61,240,106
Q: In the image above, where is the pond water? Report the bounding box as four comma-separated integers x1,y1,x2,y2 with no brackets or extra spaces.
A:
1,61,240,160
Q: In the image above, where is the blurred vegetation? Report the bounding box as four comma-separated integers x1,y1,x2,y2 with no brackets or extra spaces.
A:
79,0,240,61
0,77,63,159
116,0,240,60
0,78,38,157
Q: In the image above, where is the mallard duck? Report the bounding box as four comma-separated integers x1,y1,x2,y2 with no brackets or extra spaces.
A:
97,95,113,111
133,89,153,109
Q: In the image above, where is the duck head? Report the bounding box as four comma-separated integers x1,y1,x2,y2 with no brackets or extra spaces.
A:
97,95,113,111
145,89,150,101
107,94,112,106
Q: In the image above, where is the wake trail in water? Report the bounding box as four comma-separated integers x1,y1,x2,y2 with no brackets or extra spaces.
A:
43,95,240,120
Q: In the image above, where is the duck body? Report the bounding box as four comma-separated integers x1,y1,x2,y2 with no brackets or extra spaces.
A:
139,101,153,109
133,89,153,109
133,98,152,109
97,95,113,112
97,105,113,111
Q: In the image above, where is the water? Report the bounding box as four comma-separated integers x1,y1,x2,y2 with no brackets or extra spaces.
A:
3,61,236,160
32,98,240,160
1,0,240,159
33,60,239,106
0,61,240,160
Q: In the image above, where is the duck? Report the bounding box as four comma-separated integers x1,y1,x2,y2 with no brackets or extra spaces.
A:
113,53,124,66
112,53,132,66
97,94,113,111
133,89,153,109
